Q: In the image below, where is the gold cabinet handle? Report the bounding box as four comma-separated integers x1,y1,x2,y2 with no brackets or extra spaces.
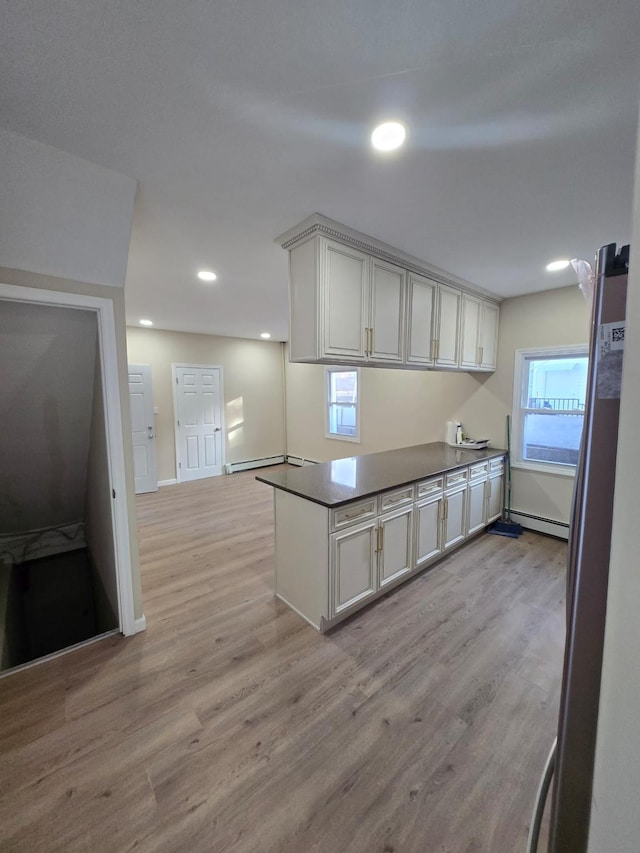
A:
375,525,384,553
433,339,439,361
478,346,484,365
365,327,373,356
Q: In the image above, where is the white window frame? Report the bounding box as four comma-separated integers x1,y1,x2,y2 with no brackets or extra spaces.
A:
512,344,588,477
325,367,361,443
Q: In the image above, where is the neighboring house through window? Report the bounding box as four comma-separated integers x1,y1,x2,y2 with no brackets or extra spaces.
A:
326,367,360,441
512,345,588,474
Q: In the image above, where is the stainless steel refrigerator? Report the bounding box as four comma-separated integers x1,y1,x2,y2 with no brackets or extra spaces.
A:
528,242,630,852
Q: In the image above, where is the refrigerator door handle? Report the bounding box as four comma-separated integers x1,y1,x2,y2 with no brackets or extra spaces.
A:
527,738,557,853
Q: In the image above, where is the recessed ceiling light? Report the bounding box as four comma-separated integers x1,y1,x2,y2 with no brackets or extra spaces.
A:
139,319,153,326
371,121,407,152
260,332,271,339
197,270,217,282
546,259,571,272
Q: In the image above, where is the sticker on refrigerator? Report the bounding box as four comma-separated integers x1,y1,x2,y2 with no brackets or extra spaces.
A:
597,320,625,399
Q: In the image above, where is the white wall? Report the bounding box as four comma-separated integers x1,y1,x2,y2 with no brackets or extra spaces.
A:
588,115,640,853
0,128,136,287
0,301,97,535
126,327,286,482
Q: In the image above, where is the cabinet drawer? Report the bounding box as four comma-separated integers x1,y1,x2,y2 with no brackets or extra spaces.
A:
445,468,468,491
469,461,488,480
331,498,377,531
417,476,444,498
379,486,414,511
489,457,505,474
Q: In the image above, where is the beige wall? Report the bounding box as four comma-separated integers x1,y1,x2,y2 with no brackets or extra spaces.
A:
0,266,143,621
285,356,479,462
285,285,588,524
125,327,286,482
457,285,590,524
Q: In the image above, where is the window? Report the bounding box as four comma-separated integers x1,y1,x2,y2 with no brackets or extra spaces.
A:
326,367,360,442
512,345,588,474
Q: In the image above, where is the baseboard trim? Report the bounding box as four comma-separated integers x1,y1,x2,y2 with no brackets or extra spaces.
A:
158,479,178,487
134,615,147,633
510,510,569,540
225,455,285,474
285,455,319,467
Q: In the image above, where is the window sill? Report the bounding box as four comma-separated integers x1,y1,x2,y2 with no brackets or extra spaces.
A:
326,433,360,443
511,460,576,478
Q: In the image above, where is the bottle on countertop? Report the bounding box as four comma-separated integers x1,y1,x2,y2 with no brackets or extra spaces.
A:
456,424,463,445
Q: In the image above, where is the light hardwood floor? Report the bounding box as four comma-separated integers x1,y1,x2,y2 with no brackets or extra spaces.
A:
0,467,566,852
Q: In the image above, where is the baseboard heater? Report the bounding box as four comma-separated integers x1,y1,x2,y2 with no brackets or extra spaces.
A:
510,510,569,541
225,455,285,474
285,456,319,467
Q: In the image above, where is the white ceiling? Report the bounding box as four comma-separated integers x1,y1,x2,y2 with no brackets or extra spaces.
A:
1,0,639,341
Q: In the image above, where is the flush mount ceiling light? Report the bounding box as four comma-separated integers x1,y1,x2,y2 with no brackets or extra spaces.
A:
260,332,271,339
139,318,153,326
546,259,571,272
197,270,217,282
371,121,407,152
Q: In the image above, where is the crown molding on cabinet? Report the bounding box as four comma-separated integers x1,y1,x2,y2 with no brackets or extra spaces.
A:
276,213,502,305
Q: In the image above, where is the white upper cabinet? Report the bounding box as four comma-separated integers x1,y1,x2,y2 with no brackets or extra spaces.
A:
479,301,499,370
460,293,481,369
434,284,462,368
281,214,500,372
460,293,500,371
369,258,405,363
406,272,436,366
322,239,369,361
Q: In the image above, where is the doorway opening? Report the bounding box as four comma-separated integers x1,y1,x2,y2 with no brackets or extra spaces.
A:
0,283,136,674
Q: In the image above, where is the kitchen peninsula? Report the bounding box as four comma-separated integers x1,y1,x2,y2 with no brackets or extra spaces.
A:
257,442,506,632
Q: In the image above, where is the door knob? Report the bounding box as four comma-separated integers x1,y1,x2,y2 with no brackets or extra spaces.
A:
214,427,222,432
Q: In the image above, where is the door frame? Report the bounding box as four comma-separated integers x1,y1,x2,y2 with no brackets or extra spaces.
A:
172,363,225,483
0,282,136,636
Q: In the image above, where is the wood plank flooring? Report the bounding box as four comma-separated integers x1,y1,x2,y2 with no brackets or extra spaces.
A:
0,467,567,852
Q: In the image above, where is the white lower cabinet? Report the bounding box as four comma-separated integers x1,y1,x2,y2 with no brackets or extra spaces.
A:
467,478,487,536
442,487,468,550
330,520,377,617
378,504,413,588
487,472,504,523
274,454,505,632
415,494,443,569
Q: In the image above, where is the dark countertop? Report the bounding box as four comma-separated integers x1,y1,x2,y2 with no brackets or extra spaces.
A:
255,442,506,508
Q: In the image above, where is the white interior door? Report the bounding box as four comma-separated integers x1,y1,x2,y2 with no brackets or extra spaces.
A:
174,365,224,481
128,364,158,494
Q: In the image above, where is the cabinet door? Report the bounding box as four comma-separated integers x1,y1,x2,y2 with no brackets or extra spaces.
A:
369,258,405,363
405,272,436,366
378,505,413,587
322,239,369,361
479,302,499,370
467,479,487,535
487,473,504,523
415,495,442,568
460,294,481,369
442,487,467,549
435,284,461,367
330,520,377,617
